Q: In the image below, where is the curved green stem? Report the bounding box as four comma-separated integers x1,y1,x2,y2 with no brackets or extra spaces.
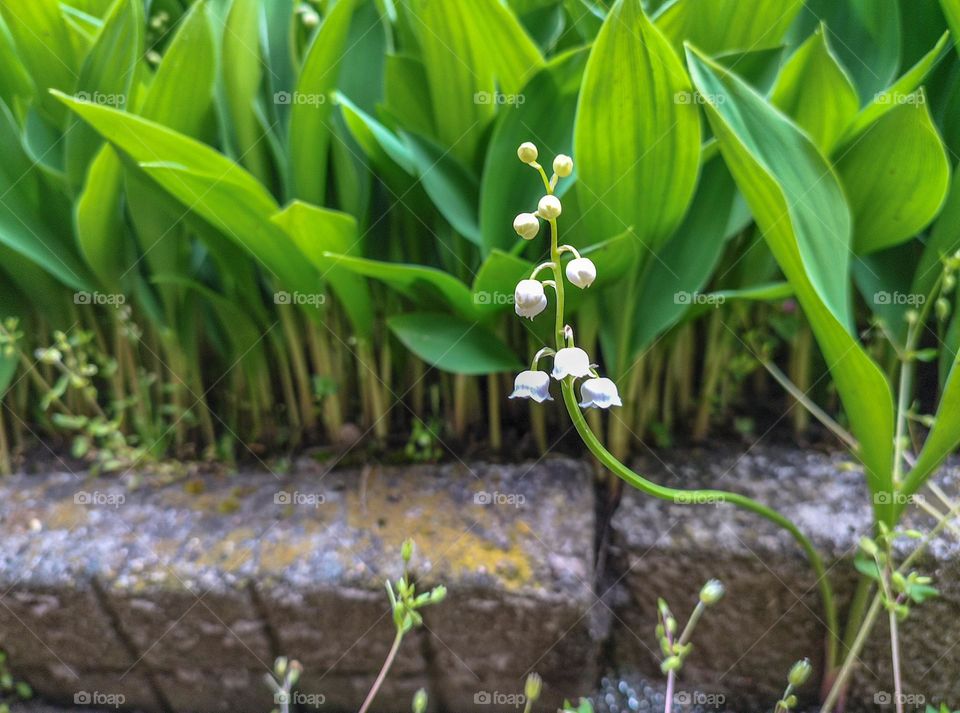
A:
560,379,839,671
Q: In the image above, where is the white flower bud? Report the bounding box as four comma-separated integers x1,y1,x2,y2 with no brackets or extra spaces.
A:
517,142,538,164
578,377,622,408
552,347,591,380
509,370,552,403
553,154,573,177
514,279,547,320
537,195,562,219
566,257,596,289
513,212,540,240
699,579,725,605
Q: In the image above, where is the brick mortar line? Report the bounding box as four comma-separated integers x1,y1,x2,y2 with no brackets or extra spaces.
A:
90,578,174,713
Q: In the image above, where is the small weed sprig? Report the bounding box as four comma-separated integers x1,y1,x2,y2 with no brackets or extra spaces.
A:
775,659,813,713
657,580,724,713
264,656,303,713
358,539,446,713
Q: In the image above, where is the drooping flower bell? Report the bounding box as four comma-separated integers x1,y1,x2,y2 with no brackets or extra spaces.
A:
517,142,538,164
513,212,540,240
509,370,552,403
566,257,596,289
552,347,591,380
578,377,622,409
514,279,547,320
553,154,573,177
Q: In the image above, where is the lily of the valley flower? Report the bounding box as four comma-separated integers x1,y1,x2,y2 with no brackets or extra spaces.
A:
517,142,538,164
514,279,547,320
552,347,591,380
578,377,622,409
537,195,562,219
566,257,597,289
553,154,573,177
509,370,552,402
513,212,540,240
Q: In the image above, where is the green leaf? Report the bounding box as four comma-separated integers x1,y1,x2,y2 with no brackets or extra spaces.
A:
76,146,127,290
770,27,859,154
630,158,739,352
66,0,143,189
686,47,896,522
388,312,521,375
270,201,374,336
836,90,951,255
324,254,478,322
479,47,587,254
223,0,271,181
944,0,960,54
382,54,435,139
0,0,80,124
289,0,357,204
405,0,544,163
913,163,960,300
839,31,952,147
655,0,803,55
402,132,481,245
54,92,319,296
574,0,700,250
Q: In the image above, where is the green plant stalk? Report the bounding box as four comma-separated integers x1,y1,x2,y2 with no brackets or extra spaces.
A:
543,196,839,671
279,306,317,434
488,373,502,450
0,406,10,476
358,629,403,713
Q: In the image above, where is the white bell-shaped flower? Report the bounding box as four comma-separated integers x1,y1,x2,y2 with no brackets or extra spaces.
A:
517,142,538,164
552,347,591,380
537,195,562,219
579,377,623,409
513,213,540,240
509,370,552,403
566,257,596,289
514,279,547,320
553,154,573,177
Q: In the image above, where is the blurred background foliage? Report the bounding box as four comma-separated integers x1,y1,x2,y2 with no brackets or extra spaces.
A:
0,0,958,471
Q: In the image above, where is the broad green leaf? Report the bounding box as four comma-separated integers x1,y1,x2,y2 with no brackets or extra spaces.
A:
840,31,952,147
271,201,374,336
0,0,80,124
574,0,700,250
836,91,951,255
853,242,921,343
382,54,435,139
405,0,544,163
140,0,217,133
713,46,785,94
631,158,738,352
76,146,127,290
223,0,271,181
325,254,478,322
771,28,859,154
66,0,143,189
655,0,803,55
55,93,319,295
472,250,534,317
289,0,357,204
402,132,481,245
388,312,522,375
686,47,896,521
797,0,901,102
480,47,587,254
337,93,415,174
0,17,33,111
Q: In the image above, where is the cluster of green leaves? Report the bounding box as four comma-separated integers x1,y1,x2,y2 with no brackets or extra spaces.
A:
0,0,958,466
